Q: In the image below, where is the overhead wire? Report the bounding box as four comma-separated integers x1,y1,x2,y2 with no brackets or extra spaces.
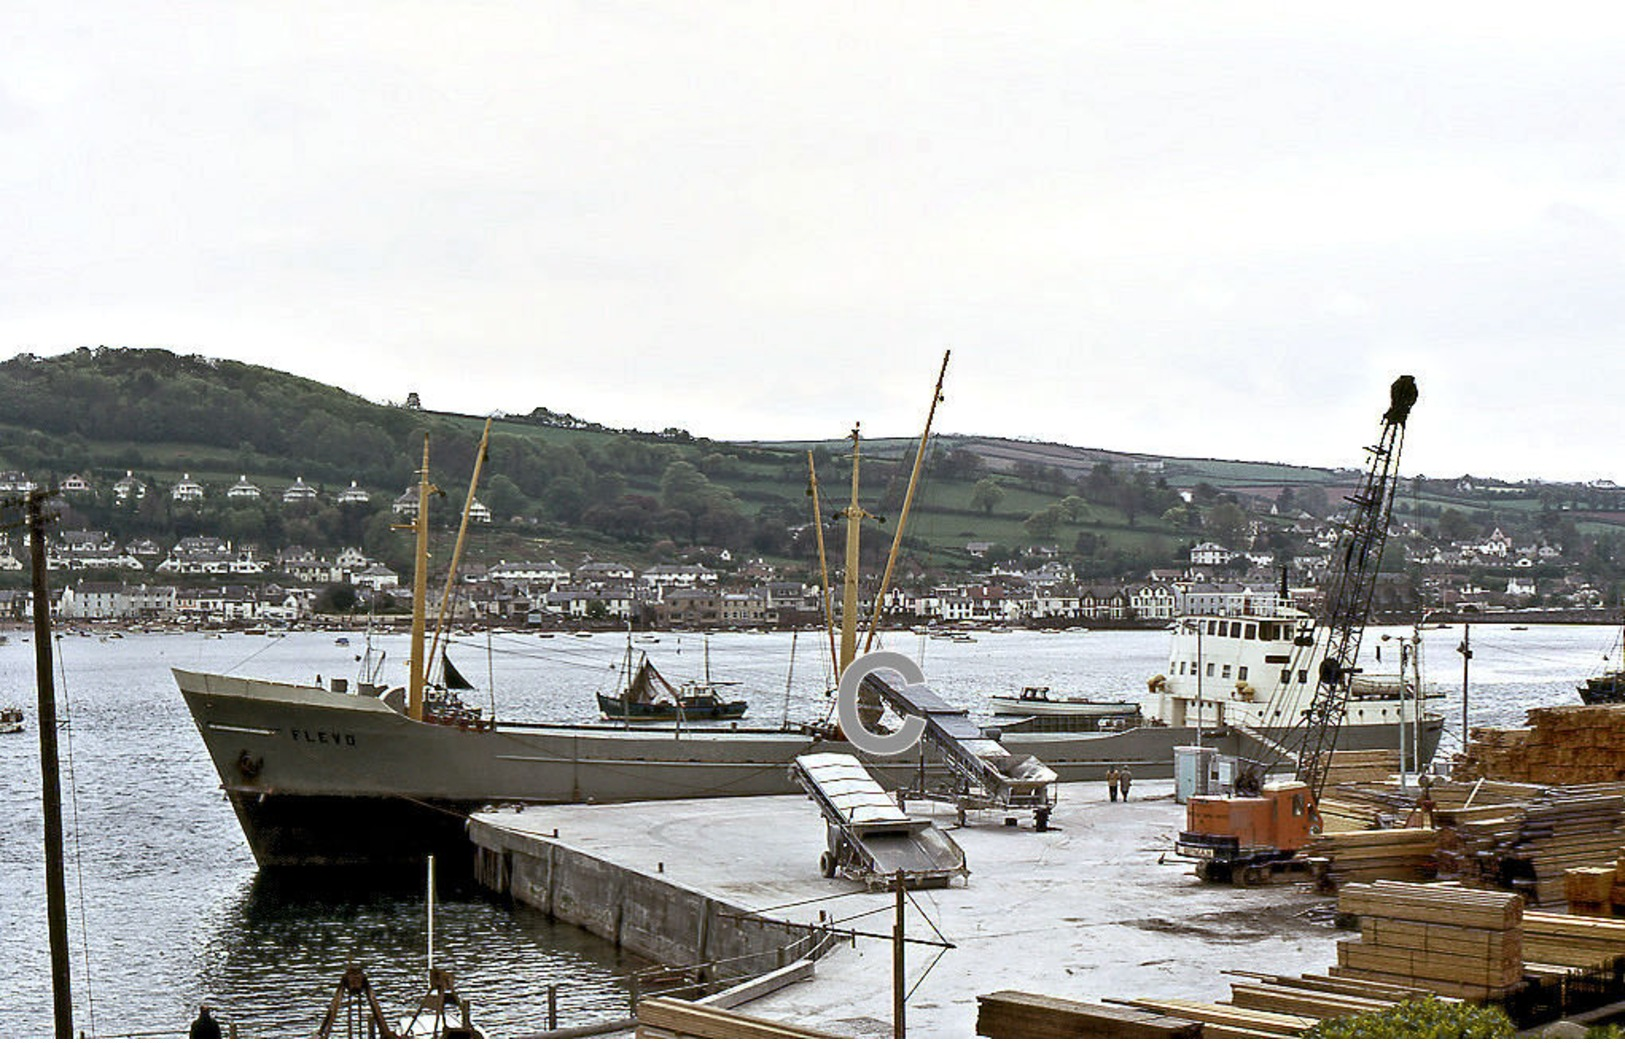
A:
52,635,96,1037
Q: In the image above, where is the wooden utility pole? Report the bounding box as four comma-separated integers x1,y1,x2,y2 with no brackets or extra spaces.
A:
892,874,906,1038
1458,622,1473,755
27,491,73,1038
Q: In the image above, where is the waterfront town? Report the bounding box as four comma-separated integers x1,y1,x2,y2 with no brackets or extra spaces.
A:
0,464,1612,629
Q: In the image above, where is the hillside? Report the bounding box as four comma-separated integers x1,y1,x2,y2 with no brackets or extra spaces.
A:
2,348,1622,587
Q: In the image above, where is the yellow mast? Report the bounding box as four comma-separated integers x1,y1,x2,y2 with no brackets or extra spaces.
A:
427,417,492,677
838,425,870,674
864,350,949,654
807,451,840,678
406,435,438,721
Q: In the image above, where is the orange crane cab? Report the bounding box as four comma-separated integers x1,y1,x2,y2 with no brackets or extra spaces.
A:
1176,781,1315,884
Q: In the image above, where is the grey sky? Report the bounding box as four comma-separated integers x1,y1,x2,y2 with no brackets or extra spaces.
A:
6,4,1624,481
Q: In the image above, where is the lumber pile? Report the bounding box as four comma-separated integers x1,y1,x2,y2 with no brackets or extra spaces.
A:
975,991,1201,1038
1302,827,1439,887
1319,749,1401,786
1564,851,1625,916
1523,910,1625,968
635,997,833,1038
1454,705,1625,784
1334,881,1524,1001
1440,788,1625,906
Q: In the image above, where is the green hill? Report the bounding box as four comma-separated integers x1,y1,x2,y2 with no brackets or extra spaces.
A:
2,347,1619,584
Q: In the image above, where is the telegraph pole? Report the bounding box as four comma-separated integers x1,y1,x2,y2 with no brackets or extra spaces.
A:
26,491,73,1037
892,874,906,1038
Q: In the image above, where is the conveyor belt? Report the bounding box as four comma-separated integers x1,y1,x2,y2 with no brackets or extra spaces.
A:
861,673,1058,825
791,753,967,888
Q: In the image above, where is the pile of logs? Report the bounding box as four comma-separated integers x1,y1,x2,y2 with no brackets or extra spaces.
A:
1333,881,1525,1001
1455,705,1625,785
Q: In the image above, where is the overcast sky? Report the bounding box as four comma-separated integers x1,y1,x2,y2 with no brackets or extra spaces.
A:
6,4,1624,482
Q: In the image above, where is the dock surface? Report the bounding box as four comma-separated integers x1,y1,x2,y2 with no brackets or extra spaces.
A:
472,781,1343,1037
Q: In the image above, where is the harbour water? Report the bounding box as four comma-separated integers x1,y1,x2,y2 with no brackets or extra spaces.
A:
0,622,1613,1036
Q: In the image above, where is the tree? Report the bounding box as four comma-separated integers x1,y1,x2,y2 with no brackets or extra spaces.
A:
971,478,1005,515
1206,502,1248,549
1438,507,1475,542
1023,504,1065,541
1060,495,1088,522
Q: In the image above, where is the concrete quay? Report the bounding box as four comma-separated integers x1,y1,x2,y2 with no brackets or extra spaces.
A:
470,781,1346,1038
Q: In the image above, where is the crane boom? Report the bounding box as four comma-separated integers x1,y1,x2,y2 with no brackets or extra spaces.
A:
1291,375,1417,803
1177,375,1418,885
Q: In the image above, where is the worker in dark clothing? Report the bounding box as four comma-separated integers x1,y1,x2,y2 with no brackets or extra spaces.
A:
190,1004,222,1038
1106,767,1120,802
1119,766,1133,800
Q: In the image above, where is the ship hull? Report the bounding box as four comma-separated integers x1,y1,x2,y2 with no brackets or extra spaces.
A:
177,668,1443,868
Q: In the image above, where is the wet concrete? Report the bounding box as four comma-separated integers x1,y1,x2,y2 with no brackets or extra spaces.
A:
472,780,1347,1037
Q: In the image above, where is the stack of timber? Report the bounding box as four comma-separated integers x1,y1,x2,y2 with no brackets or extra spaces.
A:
1454,705,1625,784
975,992,1200,1038
1318,749,1401,787
1563,851,1625,916
635,997,832,1039
1439,788,1625,906
1303,827,1439,887
1335,881,1524,1001
1523,910,1625,969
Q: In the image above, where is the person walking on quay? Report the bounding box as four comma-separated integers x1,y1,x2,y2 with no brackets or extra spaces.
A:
1106,767,1120,802
1119,766,1133,801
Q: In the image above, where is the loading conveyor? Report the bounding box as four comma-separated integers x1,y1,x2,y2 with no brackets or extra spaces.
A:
791,752,968,890
861,673,1058,829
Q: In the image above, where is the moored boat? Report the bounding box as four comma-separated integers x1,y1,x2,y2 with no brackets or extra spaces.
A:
1578,615,1625,705
0,706,23,734
595,653,748,722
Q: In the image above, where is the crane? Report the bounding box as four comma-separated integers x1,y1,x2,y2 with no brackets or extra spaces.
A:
1176,375,1418,885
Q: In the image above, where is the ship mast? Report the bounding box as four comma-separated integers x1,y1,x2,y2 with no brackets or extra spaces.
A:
407,435,437,721
838,424,870,674
864,350,948,653
427,417,492,678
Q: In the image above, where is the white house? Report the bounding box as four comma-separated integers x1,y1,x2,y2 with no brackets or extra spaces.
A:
337,481,370,505
1189,542,1236,567
171,474,205,502
284,477,319,504
227,476,262,500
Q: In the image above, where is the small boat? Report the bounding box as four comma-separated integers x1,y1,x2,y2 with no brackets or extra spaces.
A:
0,706,23,734
597,652,748,722
989,686,1139,720
335,637,351,647
1579,614,1625,705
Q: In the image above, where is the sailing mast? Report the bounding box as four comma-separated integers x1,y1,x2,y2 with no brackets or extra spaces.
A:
838,425,870,675
406,435,437,722
427,417,493,680
807,452,839,678
865,350,949,654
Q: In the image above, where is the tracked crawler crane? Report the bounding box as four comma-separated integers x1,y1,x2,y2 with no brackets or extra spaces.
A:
1176,375,1418,884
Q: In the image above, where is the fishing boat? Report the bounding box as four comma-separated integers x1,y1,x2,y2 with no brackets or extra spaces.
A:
175,365,1442,870
1579,615,1625,705
596,651,748,722
0,706,23,734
